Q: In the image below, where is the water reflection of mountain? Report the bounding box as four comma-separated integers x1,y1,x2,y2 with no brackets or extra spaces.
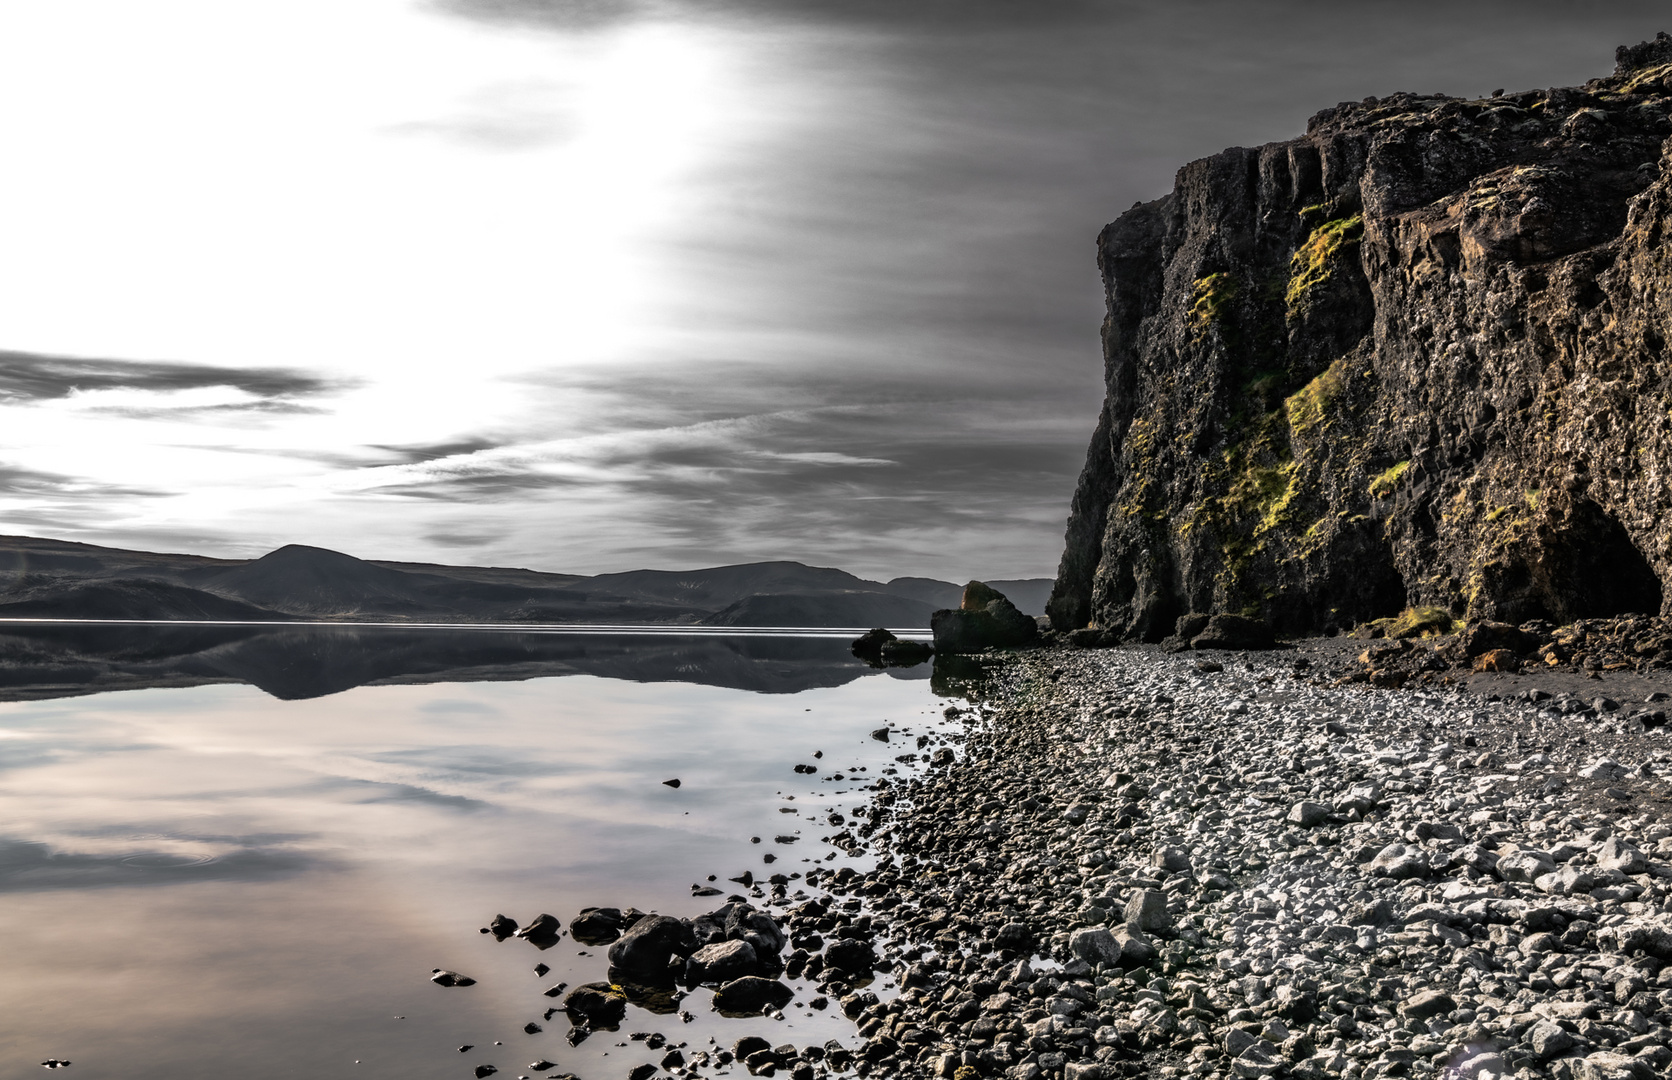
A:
0,625,931,701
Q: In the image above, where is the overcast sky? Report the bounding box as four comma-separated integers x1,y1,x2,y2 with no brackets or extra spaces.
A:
0,0,1664,581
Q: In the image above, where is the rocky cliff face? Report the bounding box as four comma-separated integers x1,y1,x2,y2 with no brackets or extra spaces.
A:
1050,34,1672,640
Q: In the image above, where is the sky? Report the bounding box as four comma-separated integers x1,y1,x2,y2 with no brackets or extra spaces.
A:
0,0,1666,582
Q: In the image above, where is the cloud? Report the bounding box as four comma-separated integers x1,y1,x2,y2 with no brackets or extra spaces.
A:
0,835,312,892
431,0,1115,32
423,529,504,548
366,438,504,465
0,463,173,500
0,350,346,406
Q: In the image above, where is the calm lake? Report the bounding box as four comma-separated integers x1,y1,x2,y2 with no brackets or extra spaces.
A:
0,625,973,1080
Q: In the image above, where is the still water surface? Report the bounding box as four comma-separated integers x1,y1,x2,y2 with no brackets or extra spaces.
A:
0,627,964,1080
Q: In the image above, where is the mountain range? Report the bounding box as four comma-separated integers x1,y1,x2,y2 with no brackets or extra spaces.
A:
0,535,1049,628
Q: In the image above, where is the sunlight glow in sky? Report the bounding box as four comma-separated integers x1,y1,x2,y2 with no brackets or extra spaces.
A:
0,0,1662,579
0,1,787,569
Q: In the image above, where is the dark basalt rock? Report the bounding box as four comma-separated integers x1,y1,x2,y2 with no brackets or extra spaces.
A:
850,627,934,666
606,915,696,975
1050,36,1672,640
569,907,625,945
563,982,628,1028
879,638,934,665
724,904,787,959
710,976,794,1016
931,582,1039,654
1190,613,1276,651
684,938,760,984
850,627,895,661
821,938,877,976
516,912,562,949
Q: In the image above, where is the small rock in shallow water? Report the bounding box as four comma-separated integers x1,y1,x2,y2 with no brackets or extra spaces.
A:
534,963,549,977
516,913,562,949
474,1067,497,1079
662,778,681,788
430,969,476,987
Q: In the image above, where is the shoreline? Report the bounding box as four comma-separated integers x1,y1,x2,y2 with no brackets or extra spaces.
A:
812,641,1672,1080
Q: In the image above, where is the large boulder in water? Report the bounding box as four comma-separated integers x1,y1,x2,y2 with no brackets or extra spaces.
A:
724,905,786,959
569,907,625,945
711,976,794,1016
516,912,562,948
564,982,628,1027
930,581,1039,654
606,915,695,975
684,939,760,984
851,627,933,666
850,627,896,661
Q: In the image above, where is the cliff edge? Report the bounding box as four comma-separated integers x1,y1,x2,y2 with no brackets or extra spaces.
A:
1050,34,1672,640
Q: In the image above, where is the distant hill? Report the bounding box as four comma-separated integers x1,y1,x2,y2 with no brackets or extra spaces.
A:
0,534,1050,628
0,579,295,622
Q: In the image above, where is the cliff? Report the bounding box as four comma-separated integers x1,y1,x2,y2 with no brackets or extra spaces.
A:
1050,34,1672,640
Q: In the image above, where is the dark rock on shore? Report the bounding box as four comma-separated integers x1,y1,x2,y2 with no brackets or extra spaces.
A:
607,915,696,976
562,982,628,1028
684,939,760,984
711,975,794,1016
851,627,935,667
1050,36,1672,642
516,912,562,949
1164,612,1277,652
933,582,1040,655
570,907,626,945
1307,612,1672,693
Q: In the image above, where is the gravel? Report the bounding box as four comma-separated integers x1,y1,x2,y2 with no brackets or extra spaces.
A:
801,644,1672,1080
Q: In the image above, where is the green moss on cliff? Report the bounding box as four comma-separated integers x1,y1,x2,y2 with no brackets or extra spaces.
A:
1190,272,1239,333
1285,357,1350,433
1363,605,1460,639
1285,214,1364,318
1369,460,1410,499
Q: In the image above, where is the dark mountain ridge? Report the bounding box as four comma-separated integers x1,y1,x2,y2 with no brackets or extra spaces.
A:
0,535,1049,628
1050,34,1672,640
